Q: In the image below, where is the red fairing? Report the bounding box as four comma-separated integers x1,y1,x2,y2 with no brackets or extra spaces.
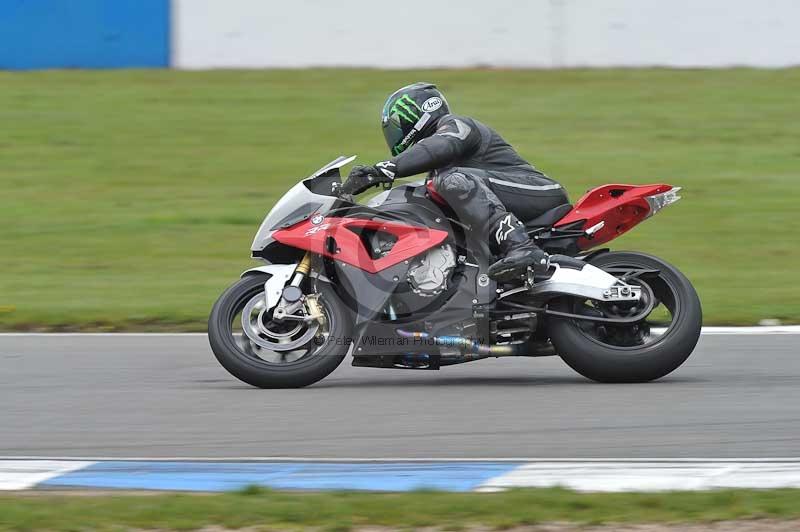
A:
426,180,447,205
273,217,449,274
556,184,674,249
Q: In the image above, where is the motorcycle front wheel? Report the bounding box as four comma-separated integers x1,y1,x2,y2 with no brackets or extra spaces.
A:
208,275,351,388
548,251,702,383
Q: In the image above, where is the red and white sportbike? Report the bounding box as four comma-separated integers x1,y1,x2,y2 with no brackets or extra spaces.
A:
209,156,701,388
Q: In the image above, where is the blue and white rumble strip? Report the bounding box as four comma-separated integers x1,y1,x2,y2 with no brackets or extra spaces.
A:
3,459,800,492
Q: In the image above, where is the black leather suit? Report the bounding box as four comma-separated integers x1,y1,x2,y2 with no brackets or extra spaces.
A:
389,114,568,250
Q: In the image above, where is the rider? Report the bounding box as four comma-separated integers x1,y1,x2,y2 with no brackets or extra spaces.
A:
341,82,569,281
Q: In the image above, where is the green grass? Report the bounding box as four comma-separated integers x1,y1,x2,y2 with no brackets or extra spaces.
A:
1,68,799,330
1,488,800,531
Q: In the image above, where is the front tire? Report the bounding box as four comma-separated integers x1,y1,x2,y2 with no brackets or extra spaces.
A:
548,252,702,383
208,275,351,388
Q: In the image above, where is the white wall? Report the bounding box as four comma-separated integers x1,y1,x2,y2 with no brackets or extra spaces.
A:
173,0,800,69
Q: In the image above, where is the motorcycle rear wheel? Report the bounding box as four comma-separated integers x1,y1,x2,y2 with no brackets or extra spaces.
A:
548,251,702,383
208,275,351,388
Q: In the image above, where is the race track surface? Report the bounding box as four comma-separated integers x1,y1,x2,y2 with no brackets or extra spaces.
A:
1,334,798,459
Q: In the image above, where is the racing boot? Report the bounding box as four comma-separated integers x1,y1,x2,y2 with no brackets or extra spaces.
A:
487,214,550,282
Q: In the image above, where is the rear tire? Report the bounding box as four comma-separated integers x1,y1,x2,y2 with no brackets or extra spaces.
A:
548,252,702,383
208,275,351,388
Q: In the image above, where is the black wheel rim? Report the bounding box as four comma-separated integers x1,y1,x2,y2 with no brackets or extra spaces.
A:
571,262,681,350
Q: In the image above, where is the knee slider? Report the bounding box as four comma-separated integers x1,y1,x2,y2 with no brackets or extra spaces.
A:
435,171,476,200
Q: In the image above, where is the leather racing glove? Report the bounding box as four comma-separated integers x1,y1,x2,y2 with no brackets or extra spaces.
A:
341,161,397,195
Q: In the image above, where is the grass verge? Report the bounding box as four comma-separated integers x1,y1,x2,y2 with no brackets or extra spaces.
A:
2,68,799,329
2,488,800,531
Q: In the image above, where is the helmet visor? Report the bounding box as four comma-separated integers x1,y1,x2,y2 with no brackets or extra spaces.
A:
382,114,406,155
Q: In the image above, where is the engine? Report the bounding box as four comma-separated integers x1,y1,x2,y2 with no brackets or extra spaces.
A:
407,244,457,297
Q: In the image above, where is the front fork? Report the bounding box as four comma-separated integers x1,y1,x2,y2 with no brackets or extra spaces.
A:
272,252,324,323
293,251,313,282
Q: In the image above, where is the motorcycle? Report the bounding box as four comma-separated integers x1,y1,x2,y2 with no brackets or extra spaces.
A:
209,156,702,388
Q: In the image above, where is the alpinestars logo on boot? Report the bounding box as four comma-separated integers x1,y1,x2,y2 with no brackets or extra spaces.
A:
495,214,515,244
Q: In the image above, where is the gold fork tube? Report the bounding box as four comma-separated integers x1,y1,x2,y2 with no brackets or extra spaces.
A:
295,251,313,277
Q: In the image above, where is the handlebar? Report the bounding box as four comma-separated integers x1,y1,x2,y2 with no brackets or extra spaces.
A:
333,175,393,198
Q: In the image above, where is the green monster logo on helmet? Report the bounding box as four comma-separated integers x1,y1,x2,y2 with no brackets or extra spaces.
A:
386,94,422,124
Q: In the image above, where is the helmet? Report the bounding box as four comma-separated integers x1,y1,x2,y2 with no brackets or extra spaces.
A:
381,82,450,156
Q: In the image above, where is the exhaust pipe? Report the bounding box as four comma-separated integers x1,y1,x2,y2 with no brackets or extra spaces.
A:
395,329,521,356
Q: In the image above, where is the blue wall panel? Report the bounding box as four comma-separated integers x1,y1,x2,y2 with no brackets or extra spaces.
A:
0,0,170,69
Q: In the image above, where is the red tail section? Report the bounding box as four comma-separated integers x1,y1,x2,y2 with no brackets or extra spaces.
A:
556,184,674,248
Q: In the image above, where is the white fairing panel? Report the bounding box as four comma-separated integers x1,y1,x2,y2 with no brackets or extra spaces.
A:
241,264,297,311
252,181,319,252
251,156,355,253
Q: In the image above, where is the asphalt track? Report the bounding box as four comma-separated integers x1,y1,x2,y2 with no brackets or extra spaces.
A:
1,333,798,459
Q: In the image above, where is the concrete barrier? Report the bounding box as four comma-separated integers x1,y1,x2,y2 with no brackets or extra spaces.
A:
3,1,799,70
173,0,800,69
